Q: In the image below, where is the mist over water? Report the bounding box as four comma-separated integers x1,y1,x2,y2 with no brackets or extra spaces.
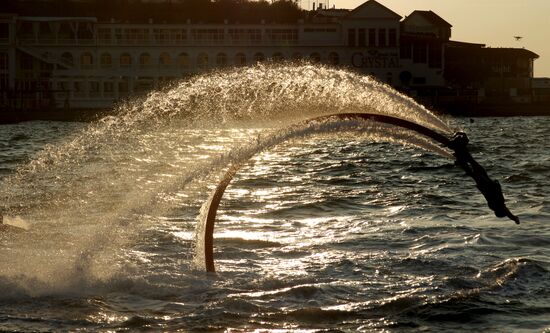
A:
0,64,549,331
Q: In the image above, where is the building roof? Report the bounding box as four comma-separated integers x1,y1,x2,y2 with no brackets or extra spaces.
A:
485,47,539,59
313,8,351,18
406,10,452,28
18,16,97,22
447,45,539,59
447,40,485,48
346,0,402,20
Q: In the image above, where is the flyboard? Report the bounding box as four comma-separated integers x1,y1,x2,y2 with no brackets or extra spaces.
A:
199,113,519,273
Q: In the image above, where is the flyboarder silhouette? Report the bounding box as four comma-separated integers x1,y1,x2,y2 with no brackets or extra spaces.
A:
448,132,519,224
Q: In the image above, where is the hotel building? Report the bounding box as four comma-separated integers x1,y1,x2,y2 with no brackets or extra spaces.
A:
0,0,539,113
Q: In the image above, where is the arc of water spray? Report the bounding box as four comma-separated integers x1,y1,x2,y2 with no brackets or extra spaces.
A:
198,113,519,273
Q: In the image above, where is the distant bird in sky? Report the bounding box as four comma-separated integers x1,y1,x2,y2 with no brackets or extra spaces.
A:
514,36,523,41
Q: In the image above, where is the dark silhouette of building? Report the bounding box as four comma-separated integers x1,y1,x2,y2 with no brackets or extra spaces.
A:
0,0,544,119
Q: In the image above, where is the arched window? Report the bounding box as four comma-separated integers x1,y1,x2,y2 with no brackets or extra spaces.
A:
100,52,112,68
139,53,151,67
310,52,321,63
80,52,93,67
253,52,265,63
159,52,172,66
235,53,246,66
216,53,227,67
328,52,339,65
120,53,132,67
272,52,284,62
178,53,189,68
197,53,208,69
60,52,73,66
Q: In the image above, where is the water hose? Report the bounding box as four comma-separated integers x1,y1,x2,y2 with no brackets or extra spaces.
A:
198,113,519,272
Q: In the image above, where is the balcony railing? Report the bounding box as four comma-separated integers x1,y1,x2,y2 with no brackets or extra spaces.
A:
15,35,331,47
18,38,96,45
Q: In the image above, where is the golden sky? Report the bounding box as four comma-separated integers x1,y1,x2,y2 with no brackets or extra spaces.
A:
316,0,550,77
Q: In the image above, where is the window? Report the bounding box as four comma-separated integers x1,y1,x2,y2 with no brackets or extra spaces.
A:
154,29,170,43
378,29,386,47
413,43,427,63
159,52,172,66
135,77,153,93
192,29,224,41
389,29,397,47
81,52,93,67
0,23,8,40
328,52,339,65
100,53,112,67
310,53,321,63
118,77,129,94
20,53,34,70
40,61,53,71
428,43,442,68
400,41,412,59
197,53,208,69
114,28,123,42
57,81,69,91
61,52,73,66
103,82,114,95
216,53,227,67
368,28,376,47
90,81,100,95
139,53,151,67
171,29,187,42
358,29,366,47
77,26,93,40
19,22,34,40
123,28,149,42
120,53,132,67
229,29,261,43
303,27,337,33
178,53,189,68
98,28,111,42
347,29,356,47
266,29,298,42
235,53,246,66
74,81,84,95
0,74,7,93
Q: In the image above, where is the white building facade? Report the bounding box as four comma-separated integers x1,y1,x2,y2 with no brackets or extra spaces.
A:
0,0,447,111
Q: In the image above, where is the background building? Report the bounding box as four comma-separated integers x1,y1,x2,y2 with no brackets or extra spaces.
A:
0,0,542,116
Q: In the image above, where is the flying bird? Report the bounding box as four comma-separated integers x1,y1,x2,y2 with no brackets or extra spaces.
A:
514,36,523,41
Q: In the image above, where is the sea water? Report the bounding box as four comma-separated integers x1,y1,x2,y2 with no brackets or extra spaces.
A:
0,64,549,332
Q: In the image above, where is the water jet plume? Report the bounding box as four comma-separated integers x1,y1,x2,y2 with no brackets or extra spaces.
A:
195,113,518,273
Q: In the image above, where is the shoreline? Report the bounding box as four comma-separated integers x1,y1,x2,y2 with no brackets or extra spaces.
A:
1,103,550,124
0,108,114,124
433,102,550,117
